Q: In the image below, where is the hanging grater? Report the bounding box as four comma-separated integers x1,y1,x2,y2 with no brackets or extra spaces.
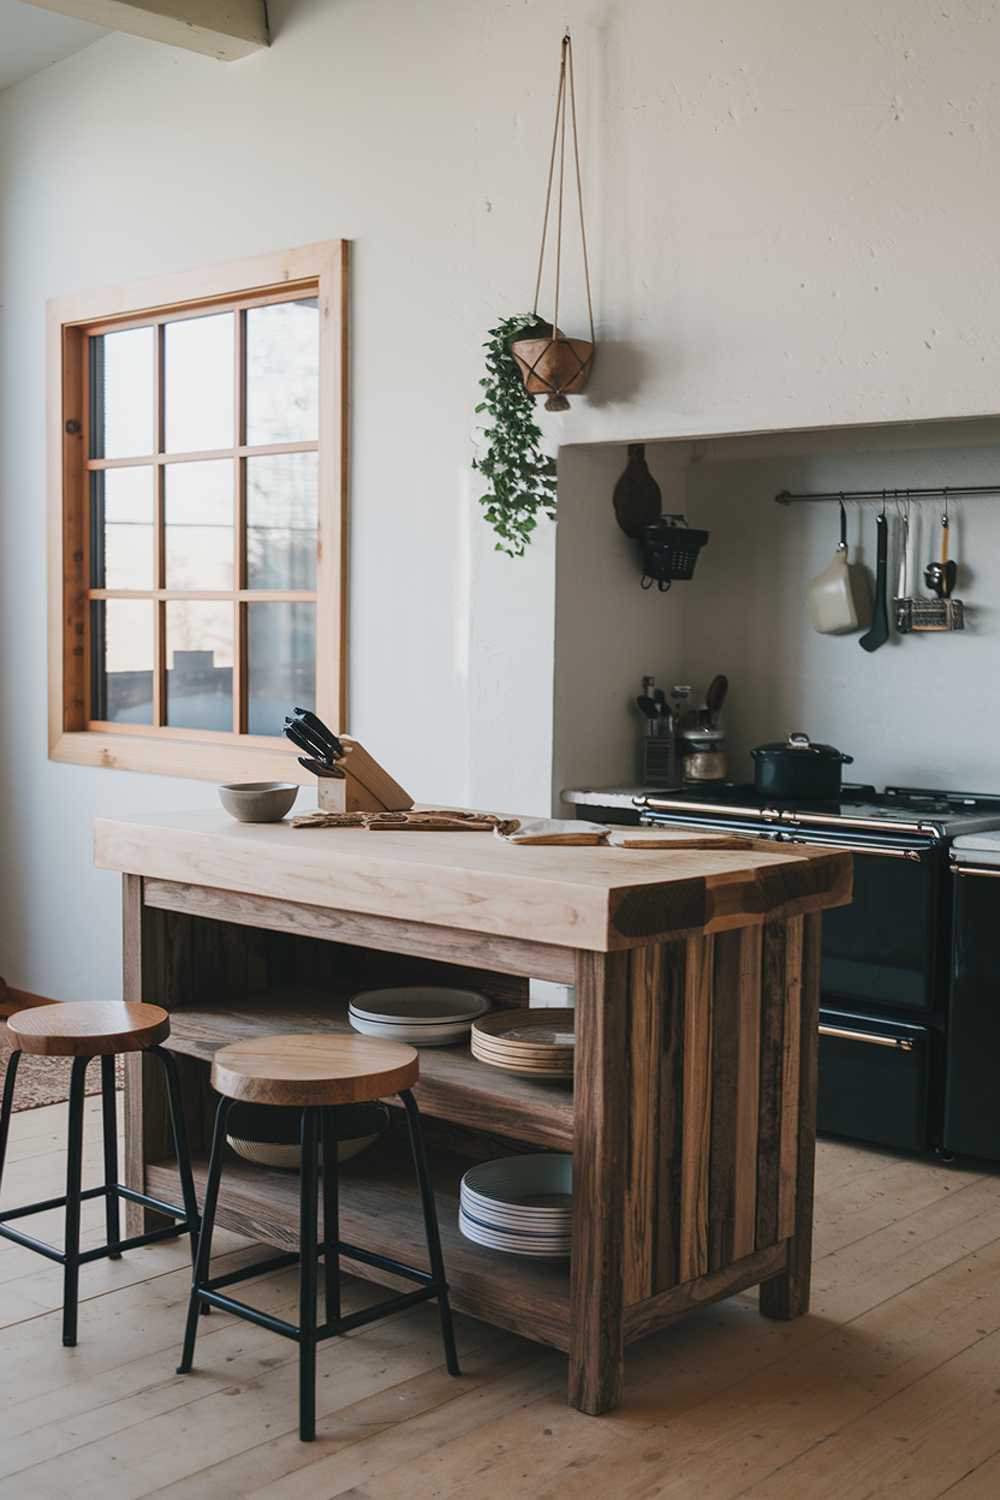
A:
910,598,965,632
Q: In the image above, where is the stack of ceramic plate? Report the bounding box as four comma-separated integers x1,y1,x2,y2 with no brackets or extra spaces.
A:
348,986,489,1047
470,1007,574,1079
459,1154,572,1258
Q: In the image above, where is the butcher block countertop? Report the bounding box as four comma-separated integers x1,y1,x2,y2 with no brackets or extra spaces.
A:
94,810,852,952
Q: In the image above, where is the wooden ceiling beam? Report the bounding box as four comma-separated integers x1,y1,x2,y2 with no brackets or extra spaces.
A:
20,0,269,61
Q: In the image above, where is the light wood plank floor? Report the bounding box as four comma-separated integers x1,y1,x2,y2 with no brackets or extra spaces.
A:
3,1098,1000,1498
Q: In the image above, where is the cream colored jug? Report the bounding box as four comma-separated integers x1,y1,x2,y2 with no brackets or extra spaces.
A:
807,501,870,635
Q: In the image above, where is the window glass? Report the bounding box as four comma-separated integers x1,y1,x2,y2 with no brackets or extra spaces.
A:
165,460,233,590
91,467,154,589
246,298,319,446
165,600,234,731
246,451,318,590
90,600,154,723
164,312,234,453
247,602,316,737
90,327,154,459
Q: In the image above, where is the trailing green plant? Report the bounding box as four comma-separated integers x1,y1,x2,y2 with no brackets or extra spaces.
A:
473,314,557,557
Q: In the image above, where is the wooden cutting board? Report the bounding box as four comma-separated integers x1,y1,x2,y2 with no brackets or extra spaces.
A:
608,828,754,850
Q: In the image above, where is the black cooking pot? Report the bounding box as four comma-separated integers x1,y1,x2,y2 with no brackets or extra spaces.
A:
750,732,853,801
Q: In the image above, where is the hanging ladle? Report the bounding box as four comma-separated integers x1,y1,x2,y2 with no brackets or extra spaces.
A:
924,494,958,600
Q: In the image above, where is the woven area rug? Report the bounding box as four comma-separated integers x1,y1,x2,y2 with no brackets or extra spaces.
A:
0,1020,123,1112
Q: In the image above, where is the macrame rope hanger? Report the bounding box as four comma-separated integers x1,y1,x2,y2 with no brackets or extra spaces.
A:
520,31,595,411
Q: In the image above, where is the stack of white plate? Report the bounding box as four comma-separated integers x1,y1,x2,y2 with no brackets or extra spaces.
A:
459,1154,572,1258
348,986,489,1047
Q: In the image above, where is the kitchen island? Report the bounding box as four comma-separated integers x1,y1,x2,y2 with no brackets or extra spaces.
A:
94,811,851,1415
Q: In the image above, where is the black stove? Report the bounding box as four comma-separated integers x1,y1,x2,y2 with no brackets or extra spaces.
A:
633,783,1000,1155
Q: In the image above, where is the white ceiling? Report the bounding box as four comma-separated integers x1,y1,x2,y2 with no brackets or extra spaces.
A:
0,1,106,92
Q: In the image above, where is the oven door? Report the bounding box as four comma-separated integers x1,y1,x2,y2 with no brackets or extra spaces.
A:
818,1009,930,1151
786,829,941,1017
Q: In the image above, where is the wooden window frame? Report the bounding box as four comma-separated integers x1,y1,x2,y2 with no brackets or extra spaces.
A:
47,240,348,783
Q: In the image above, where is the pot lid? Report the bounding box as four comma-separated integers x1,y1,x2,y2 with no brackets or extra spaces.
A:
682,729,725,746
752,732,852,761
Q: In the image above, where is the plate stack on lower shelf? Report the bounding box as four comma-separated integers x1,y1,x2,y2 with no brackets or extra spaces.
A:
459,1154,573,1259
348,986,489,1047
470,1007,575,1079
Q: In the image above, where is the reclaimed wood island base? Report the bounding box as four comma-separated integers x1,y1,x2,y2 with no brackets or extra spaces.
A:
94,812,851,1416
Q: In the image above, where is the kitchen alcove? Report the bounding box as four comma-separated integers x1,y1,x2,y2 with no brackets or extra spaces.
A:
552,413,1000,807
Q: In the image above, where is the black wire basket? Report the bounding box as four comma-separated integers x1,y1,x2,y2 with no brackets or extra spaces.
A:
640,515,710,591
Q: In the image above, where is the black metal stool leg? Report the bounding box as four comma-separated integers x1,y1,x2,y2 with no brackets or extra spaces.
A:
399,1089,460,1376
101,1055,121,1260
63,1055,91,1347
321,1108,341,1325
152,1046,201,1267
299,1107,321,1441
0,1049,22,1196
177,1095,232,1374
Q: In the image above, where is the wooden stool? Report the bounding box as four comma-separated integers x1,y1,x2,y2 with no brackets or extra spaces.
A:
177,1034,460,1441
0,1002,200,1347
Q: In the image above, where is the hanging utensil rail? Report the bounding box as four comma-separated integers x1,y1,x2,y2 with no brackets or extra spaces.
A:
775,484,1000,505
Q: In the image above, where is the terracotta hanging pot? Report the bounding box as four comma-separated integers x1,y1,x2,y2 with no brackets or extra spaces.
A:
517,33,596,412
510,322,594,413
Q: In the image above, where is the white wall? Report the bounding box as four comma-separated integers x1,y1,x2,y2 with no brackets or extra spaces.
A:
4,0,1000,998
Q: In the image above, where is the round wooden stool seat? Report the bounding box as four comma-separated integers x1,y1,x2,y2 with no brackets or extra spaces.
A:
211,1034,419,1108
7,1001,170,1058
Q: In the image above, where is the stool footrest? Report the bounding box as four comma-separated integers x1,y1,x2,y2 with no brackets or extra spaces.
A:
0,1185,108,1222
77,1221,191,1264
333,1239,435,1286
205,1251,299,1292
113,1183,196,1221
0,1224,66,1263
194,1243,446,1348
0,1184,195,1267
198,1288,301,1340
318,1285,442,1339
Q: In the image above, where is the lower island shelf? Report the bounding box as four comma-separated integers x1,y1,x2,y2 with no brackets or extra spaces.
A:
146,1126,572,1352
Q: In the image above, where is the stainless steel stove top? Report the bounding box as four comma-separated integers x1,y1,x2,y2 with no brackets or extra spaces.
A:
641,784,1000,839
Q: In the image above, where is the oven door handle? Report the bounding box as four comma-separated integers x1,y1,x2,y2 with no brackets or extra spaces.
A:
819,1023,915,1052
951,863,1000,879
792,839,924,862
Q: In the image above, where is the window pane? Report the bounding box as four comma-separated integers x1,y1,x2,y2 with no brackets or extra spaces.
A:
90,600,154,724
164,312,234,453
246,451,318,590
166,600,233,731
89,327,154,459
90,468,154,589
247,602,316,737
165,460,233,590
246,298,319,446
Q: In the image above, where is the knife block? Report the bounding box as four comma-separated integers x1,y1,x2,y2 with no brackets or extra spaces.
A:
315,738,414,815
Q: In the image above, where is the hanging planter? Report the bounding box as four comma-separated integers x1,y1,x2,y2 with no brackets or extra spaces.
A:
510,31,595,412
472,31,594,556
